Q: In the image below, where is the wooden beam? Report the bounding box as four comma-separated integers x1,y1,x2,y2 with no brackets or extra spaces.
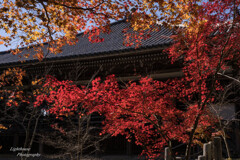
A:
0,46,167,69
75,71,183,85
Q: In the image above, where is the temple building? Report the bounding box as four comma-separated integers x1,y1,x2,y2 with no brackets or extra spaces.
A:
0,19,239,158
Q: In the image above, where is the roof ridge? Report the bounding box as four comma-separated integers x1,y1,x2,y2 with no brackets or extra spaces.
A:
75,19,126,37
0,50,10,54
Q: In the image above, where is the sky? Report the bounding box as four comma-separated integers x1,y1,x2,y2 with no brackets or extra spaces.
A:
0,6,117,52
0,30,15,52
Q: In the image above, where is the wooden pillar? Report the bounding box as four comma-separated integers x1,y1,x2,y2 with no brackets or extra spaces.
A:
203,142,212,160
13,134,19,147
234,103,240,156
198,155,206,160
234,69,240,156
39,143,43,154
165,147,172,160
126,141,132,156
213,137,222,160
235,127,240,157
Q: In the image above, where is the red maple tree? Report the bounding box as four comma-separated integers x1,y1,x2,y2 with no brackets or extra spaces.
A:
35,74,216,159
34,0,240,159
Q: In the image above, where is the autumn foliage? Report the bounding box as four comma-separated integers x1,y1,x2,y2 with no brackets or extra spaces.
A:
33,0,240,159
34,74,217,158
0,68,27,107
1,0,240,159
167,0,240,158
0,0,208,59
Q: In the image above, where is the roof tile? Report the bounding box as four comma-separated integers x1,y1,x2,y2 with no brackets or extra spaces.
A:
0,20,173,66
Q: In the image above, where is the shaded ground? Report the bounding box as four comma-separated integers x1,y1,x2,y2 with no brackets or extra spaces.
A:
0,154,144,160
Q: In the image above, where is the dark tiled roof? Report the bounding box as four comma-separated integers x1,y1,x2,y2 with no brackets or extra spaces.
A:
0,20,173,66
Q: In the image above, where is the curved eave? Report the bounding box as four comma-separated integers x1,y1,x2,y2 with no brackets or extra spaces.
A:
0,42,172,69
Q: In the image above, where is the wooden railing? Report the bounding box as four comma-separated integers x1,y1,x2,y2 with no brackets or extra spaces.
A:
165,137,223,160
